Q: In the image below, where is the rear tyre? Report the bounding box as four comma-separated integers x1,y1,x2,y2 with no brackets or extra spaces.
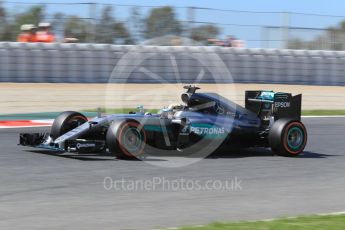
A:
50,111,88,140
269,119,307,157
106,120,147,158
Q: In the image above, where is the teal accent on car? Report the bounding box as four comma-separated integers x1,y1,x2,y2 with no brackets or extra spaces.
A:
257,91,275,101
143,125,164,132
287,127,304,150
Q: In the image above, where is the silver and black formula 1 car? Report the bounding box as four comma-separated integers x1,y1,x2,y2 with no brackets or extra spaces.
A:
20,86,307,158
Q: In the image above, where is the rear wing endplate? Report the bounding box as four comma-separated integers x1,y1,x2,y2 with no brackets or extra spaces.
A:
245,91,302,121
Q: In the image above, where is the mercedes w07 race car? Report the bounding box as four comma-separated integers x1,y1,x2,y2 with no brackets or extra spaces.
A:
19,86,307,158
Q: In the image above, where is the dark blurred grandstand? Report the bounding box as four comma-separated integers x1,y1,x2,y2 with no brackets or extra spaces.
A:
0,1,345,49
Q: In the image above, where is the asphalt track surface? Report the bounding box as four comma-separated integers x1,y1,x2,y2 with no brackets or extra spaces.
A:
0,117,344,230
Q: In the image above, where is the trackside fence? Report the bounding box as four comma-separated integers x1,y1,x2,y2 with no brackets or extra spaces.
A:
0,42,344,85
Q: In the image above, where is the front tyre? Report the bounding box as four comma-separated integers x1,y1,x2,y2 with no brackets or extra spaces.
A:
269,119,307,157
106,120,147,158
50,111,88,140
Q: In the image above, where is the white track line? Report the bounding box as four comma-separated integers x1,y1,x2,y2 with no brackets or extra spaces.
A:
31,119,54,123
317,211,345,216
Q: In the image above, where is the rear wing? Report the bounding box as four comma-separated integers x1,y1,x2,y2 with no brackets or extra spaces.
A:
245,91,302,121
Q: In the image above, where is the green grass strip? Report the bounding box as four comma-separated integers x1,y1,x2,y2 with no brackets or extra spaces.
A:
302,110,345,116
177,214,345,230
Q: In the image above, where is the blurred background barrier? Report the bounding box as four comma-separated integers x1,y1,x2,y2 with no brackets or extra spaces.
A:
0,42,345,85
